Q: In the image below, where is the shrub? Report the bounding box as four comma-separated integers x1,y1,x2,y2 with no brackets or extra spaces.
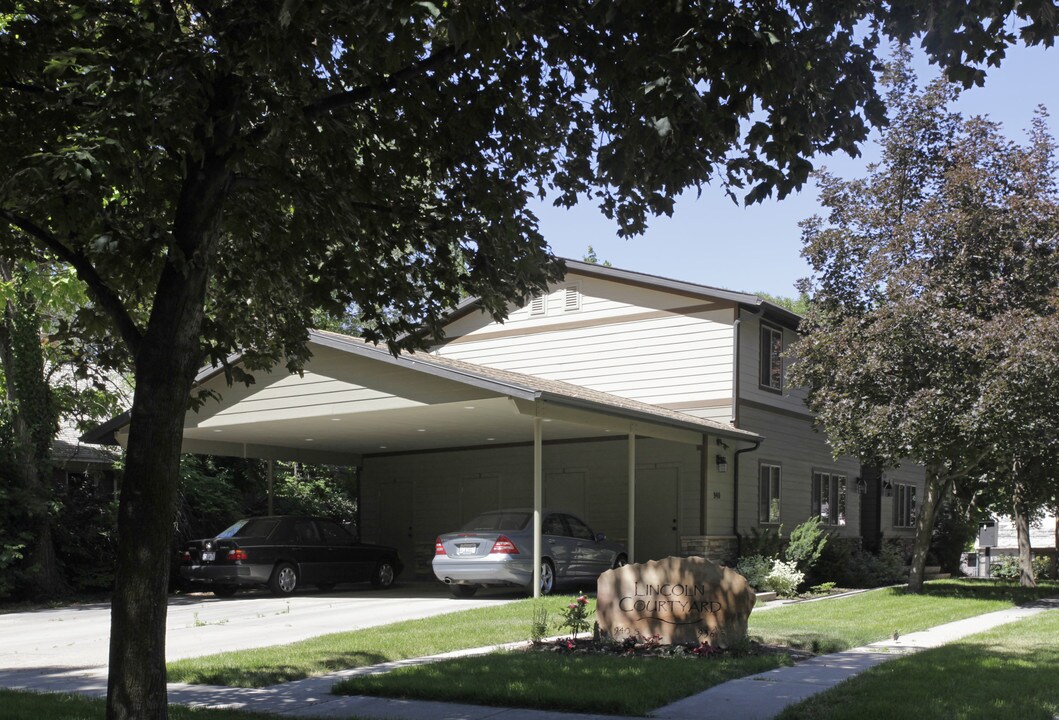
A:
812,539,906,588
765,559,805,597
735,555,804,597
989,554,1051,581
742,526,784,558
785,517,828,574
735,554,773,590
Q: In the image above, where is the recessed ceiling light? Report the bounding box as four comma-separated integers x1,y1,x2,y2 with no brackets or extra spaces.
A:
330,417,342,422
305,438,314,442
212,429,223,433
464,406,476,410
486,437,495,441
416,428,426,432
542,419,553,423
379,445,387,449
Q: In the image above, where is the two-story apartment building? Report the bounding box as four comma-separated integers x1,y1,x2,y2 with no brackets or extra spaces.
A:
90,260,925,580
360,260,923,571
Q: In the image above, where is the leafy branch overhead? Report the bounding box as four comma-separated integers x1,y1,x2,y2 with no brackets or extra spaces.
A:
4,2,1057,377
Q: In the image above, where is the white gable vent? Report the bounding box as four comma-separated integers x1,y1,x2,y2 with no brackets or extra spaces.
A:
562,284,581,312
529,293,547,316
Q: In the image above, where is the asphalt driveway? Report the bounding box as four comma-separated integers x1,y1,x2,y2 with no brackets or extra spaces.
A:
0,582,519,671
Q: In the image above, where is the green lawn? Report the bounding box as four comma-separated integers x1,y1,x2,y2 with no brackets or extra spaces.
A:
0,690,296,720
332,651,789,716
748,580,1059,653
331,580,1059,716
777,607,1059,720
167,594,578,687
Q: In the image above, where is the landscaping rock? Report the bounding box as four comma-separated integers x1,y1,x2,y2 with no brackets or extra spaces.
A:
596,556,755,648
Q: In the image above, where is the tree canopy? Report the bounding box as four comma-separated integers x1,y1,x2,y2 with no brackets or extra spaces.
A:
792,52,1059,591
3,2,1058,717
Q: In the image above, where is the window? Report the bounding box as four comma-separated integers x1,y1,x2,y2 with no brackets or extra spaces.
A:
542,514,566,536
759,324,784,391
759,464,781,523
529,292,547,316
317,519,352,545
893,483,917,528
562,284,581,312
812,471,847,526
564,514,595,541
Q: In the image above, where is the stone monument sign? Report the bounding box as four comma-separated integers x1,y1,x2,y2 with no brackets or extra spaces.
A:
596,556,755,647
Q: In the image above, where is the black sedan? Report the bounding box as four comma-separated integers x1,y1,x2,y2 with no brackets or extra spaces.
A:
178,516,403,597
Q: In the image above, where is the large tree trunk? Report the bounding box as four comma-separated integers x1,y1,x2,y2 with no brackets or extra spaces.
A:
106,148,230,718
105,269,210,719
907,465,950,593
1012,486,1036,588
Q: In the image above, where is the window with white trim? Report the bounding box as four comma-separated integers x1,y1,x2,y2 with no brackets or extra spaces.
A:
759,463,781,524
811,471,847,526
529,292,547,316
562,284,581,312
759,323,784,391
893,483,917,528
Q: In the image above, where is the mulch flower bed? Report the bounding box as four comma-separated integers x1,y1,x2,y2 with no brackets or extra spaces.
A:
529,634,808,661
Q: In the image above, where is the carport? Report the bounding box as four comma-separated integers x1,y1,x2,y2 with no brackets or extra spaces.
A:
89,329,759,596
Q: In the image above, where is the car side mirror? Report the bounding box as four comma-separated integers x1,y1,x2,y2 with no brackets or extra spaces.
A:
596,532,607,542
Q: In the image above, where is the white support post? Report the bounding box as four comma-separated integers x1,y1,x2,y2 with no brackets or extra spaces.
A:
627,432,636,564
533,417,543,598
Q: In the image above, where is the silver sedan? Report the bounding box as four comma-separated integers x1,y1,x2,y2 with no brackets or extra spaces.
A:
432,509,627,596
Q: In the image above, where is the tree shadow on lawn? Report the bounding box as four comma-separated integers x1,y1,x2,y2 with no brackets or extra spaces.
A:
907,580,1059,604
780,639,1059,719
168,650,388,687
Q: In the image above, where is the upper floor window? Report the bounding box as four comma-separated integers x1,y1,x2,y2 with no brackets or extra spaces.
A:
759,463,781,524
812,471,847,526
759,323,784,392
893,483,917,528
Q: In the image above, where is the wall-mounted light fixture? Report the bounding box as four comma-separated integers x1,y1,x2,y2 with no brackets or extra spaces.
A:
882,480,893,497
715,438,730,451
715,454,728,473
854,476,867,494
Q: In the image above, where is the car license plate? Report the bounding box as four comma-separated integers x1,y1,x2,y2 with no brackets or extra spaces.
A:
201,551,215,562
456,544,477,556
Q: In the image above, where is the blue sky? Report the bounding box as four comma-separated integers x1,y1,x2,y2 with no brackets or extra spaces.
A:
530,43,1059,298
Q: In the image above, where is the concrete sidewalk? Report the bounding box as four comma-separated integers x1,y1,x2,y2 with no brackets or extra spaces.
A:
4,596,1057,720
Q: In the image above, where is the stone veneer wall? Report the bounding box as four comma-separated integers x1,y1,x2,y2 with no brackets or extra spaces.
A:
680,535,738,564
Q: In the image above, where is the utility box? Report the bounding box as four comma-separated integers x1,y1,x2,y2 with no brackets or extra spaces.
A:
978,519,998,548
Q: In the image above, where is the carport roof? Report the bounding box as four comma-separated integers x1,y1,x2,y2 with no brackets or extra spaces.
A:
84,329,759,454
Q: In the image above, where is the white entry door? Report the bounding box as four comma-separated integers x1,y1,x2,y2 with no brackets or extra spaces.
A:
634,466,680,561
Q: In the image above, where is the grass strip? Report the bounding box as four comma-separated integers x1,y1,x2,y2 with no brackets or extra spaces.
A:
167,594,576,687
332,650,790,716
0,689,296,720
748,580,1059,654
777,605,1059,720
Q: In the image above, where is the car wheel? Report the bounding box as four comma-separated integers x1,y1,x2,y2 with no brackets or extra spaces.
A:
539,559,556,596
451,584,478,598
613,554,628,569
371,560,396,588
316,582,337,591
213,585,238,598
269,562,299,596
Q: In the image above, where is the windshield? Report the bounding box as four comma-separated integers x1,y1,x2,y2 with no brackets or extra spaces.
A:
461,511,530,532
216,518,279,539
